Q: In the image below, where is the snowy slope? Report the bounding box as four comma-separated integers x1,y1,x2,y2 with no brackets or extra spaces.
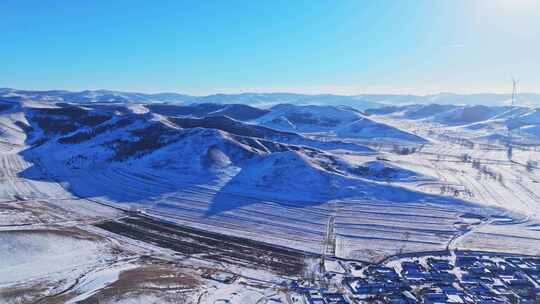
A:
257,104,426,143
0,229,111,285
258,104,362,132
0,101,501,257
146,103,270,120
3,99,538,263
335,117,426,142
169,116,375,153
369,103,540,143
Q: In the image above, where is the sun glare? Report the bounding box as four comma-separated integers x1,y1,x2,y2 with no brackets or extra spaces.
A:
493,0,540,11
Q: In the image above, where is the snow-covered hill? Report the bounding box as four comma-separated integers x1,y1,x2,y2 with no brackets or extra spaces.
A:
146,103,270,120
367,104,540,143
1,100,509,258
3,97,540,271
257,104,426,143
41,101,424,144
169,116,374,153
7,102,376,202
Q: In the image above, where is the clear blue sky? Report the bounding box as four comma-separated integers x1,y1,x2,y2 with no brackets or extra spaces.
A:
1,0,539,95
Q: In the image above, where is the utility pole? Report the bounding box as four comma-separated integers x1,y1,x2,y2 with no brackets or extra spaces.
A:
321,215,335,272
507,78,518,161
319,214,336,289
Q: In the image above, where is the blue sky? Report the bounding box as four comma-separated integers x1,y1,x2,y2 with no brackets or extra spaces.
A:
1,0,539,95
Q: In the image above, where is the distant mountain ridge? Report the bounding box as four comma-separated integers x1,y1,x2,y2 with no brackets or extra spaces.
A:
3,88,540,108
0,88,192,104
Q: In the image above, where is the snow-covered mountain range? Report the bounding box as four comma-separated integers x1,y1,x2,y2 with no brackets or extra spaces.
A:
1,99,430,204
4,88,540,108
0,97,480,211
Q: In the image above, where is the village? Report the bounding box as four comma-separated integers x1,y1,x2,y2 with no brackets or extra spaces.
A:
286,251,540,304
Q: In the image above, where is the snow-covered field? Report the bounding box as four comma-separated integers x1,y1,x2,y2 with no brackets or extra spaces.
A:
362,112,540,257
0,229,111,285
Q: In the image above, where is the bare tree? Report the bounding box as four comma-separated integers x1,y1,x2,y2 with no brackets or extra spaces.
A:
526,160,537,172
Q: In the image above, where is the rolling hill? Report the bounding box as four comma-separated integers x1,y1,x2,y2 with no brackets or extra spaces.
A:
0,98,502,260
367,103,540,143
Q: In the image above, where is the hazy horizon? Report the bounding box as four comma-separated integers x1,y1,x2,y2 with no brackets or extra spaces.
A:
3,86,540,98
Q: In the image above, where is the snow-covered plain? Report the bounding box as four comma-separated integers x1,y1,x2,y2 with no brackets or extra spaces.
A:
0,229,110,285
